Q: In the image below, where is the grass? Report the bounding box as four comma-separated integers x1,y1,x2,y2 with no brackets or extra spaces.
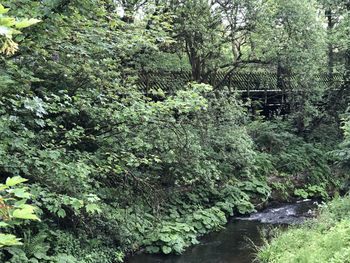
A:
256,195,350,263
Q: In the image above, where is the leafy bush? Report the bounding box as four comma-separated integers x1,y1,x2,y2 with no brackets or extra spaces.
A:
0,176,39,247
143,206,227,254
1,228,124,263
248,120,334,199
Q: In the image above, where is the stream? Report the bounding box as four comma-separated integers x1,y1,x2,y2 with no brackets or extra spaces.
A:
126,200,317,263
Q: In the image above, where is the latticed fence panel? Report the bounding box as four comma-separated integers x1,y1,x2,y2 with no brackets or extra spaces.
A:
137,71,343,93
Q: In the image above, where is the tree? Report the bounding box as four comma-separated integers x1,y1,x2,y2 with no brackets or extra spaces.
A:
164,0,266,82
0,4,39,55
166,0,223,81
308,0,350,130
252,0,327,131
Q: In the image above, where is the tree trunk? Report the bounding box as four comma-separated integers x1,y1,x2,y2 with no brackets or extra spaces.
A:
325,9,334,76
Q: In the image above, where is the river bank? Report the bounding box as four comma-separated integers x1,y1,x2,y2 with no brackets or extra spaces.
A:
126,200,318,263
257,195,350,263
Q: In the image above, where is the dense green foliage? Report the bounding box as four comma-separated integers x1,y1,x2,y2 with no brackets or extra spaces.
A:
249,120,337,200
0,0,349,262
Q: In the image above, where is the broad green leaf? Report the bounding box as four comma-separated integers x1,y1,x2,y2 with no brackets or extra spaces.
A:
12,188,31,199
0,233,22,247
162,246,172,254
0,17,16,27
85,203,102,214
71,199,84,210
159,234,171,242
6,176,27,187
14,34,25,42
0,4,9,14
14,199,27,207
12,206,40,220
57,208,66,218
172,243,184,254
14,19,41,29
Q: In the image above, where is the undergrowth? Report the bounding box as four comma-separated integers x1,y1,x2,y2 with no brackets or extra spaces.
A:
249,120,341,200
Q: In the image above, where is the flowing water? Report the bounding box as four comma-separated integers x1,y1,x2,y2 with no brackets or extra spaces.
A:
126,200,317,263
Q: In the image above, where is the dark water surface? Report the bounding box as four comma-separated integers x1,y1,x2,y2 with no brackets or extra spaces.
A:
126,200,317,263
